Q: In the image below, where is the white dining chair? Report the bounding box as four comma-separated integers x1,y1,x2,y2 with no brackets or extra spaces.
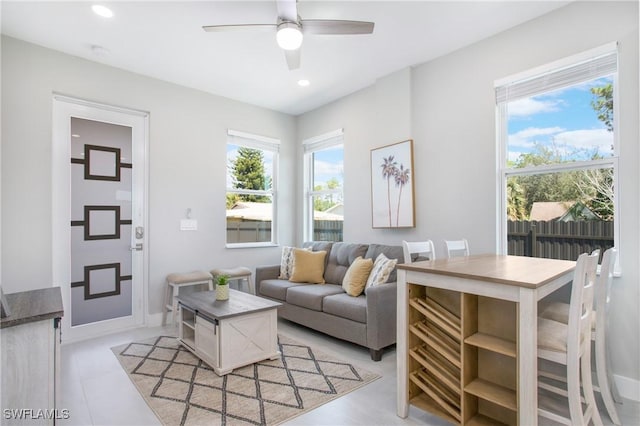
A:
444,239,469,258
537,251,602,426
402,240,436,263
540,247,621,425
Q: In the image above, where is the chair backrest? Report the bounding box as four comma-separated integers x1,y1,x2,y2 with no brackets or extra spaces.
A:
402,240,436,263
595,247,617,335
567,251,599,358
445,239,469,258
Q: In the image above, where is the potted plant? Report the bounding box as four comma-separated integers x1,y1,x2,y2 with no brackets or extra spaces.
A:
215,274,230,301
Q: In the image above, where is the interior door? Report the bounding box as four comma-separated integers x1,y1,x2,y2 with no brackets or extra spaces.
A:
53,96,148,342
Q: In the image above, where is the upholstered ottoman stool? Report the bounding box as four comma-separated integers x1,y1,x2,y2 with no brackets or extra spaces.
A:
210,266,254,294
162,271,213,326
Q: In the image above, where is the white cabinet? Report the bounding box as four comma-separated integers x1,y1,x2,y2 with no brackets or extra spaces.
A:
177,290,281,376
1,288,64,425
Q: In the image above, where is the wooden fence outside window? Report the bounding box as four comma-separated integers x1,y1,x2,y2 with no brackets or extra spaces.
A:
507,220,614,261
227,219,612,260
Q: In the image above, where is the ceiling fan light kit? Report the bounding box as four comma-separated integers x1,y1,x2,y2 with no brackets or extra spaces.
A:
276,22,303,51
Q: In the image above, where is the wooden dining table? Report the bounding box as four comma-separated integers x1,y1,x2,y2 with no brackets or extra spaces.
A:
396,254,577,425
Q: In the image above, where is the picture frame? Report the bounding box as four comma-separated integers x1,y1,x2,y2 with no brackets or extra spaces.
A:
370,139,415,228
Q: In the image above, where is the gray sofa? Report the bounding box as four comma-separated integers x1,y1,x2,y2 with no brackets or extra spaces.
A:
255,241,403,361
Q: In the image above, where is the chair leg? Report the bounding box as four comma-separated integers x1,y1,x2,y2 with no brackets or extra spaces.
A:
596,335,622,424
171,284,179,326
161,281,171,326
582,348,604,426
246,274,254,294
567,355,584,425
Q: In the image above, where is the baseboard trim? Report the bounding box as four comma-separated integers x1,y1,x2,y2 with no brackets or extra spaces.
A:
615,374,640,401
146,312,164,327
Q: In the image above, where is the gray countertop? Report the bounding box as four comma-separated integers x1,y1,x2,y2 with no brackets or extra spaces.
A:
0,287,64,329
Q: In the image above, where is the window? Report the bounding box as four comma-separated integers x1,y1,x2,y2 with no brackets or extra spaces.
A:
496,44,618,263
303,130,344,242
226,130,279,247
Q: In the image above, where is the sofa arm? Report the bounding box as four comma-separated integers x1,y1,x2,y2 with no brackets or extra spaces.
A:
365,281,397,351
255,265,281,295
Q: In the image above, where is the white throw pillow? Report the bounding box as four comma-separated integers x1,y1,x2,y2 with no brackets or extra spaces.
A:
365,253,398,289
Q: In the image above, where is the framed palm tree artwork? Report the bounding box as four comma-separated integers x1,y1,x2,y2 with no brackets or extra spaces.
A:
371,139,415,228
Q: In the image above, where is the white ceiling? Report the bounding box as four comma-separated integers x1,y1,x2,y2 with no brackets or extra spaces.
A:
1,1,571,115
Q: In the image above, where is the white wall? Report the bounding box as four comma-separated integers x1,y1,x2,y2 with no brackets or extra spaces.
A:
296,67,415,245
298,0,639,386
1,36,296,317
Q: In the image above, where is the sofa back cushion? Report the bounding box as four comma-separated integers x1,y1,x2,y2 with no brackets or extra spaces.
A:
364,244,404,282
303,241,334,271
324,243,368,285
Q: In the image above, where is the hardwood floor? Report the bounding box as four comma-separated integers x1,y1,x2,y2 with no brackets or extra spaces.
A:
59,319,639,425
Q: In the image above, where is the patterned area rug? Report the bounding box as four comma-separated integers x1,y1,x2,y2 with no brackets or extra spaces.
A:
112,335,380,425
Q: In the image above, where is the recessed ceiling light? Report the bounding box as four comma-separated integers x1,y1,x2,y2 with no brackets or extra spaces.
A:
298,79,310,87
92,5,114,18
71,134,80,138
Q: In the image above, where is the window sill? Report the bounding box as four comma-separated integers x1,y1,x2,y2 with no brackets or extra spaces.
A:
225,242,279,249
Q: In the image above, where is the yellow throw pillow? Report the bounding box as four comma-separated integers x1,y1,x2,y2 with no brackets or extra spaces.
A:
289,248,327,284
342,256,374,297
278,246,310,279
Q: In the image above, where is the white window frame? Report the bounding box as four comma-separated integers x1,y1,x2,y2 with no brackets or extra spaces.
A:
226,129,279,248
303,129,344,242
495,43,620,272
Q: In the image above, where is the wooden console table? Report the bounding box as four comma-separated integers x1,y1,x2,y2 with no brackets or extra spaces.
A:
396,254,576,425
177,289,281,375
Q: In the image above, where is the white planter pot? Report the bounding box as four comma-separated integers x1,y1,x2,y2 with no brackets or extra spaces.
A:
216,285,229,301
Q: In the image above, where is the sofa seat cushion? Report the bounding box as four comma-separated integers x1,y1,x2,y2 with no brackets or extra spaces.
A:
286,284,344,311
260,279,304,301
322,293,367,323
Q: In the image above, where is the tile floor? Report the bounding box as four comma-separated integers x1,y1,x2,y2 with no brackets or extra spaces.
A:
59,319,639,426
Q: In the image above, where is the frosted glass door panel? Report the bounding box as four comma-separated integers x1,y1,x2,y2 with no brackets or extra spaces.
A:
70,117,133,326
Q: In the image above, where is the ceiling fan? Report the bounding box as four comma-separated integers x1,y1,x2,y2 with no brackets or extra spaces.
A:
202,0,374,70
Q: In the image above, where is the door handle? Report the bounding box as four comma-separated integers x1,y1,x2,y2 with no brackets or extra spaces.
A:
130,243,143,251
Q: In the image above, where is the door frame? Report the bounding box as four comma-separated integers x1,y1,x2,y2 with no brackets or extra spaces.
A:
52,94,149,343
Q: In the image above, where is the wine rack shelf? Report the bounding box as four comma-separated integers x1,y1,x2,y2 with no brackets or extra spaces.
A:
404,286,517,425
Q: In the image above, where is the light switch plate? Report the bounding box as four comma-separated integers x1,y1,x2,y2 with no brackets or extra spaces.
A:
180,219,197,231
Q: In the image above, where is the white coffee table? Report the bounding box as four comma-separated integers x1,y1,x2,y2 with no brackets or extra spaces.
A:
176,289,281,375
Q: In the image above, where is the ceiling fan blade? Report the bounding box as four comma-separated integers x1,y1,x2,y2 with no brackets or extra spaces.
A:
203,24,276,33
284,49,301,70
276,0,298,22
301,20,374,35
